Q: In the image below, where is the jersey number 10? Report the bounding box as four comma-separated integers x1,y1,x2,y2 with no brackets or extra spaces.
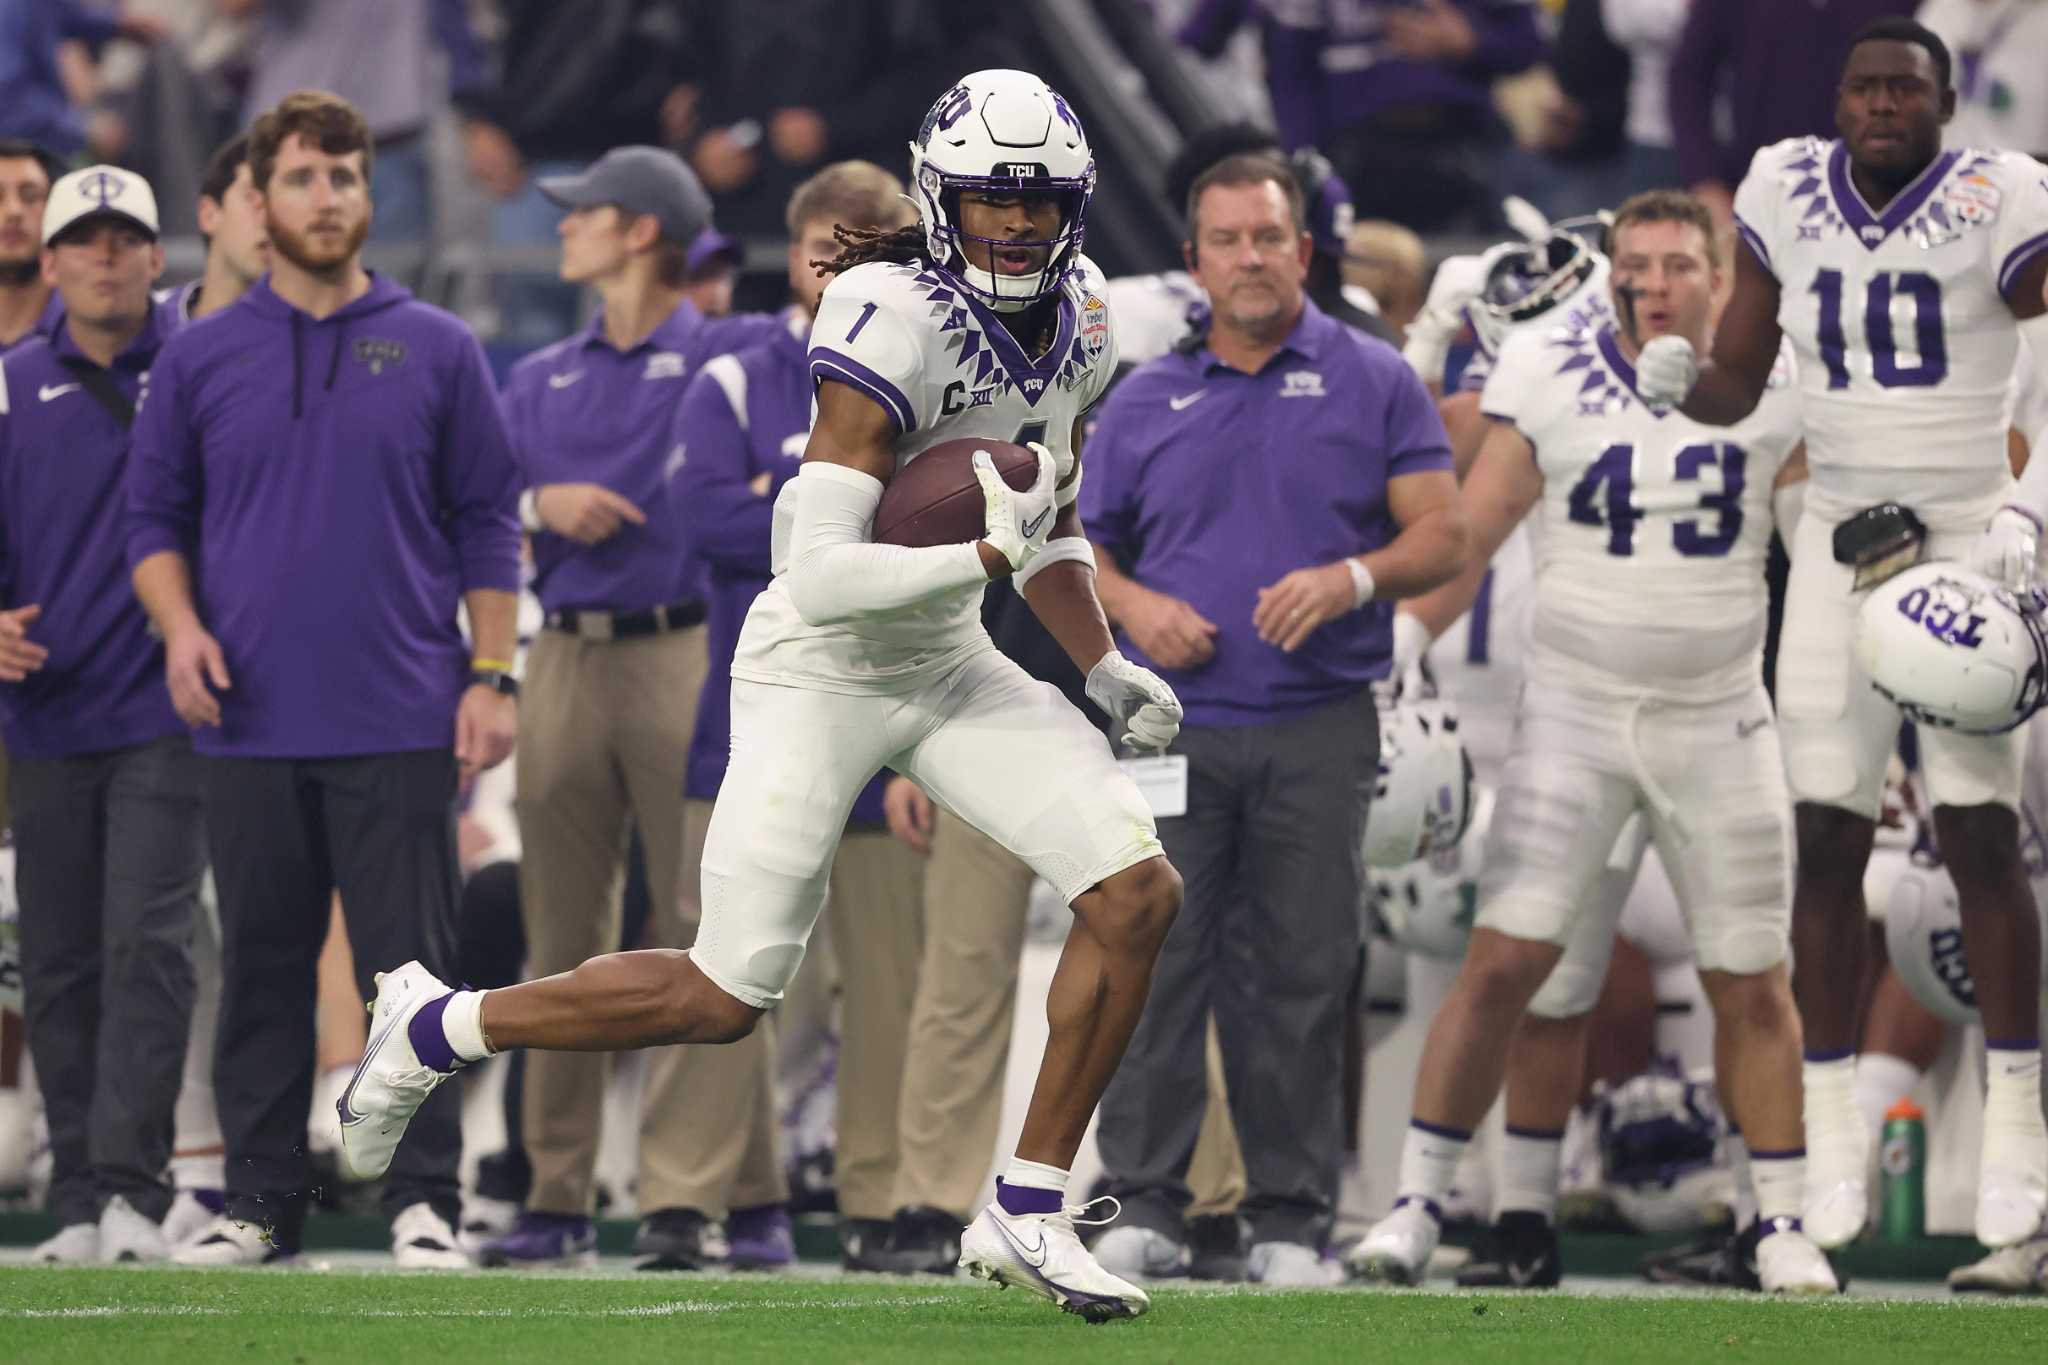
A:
1810,269,1946,389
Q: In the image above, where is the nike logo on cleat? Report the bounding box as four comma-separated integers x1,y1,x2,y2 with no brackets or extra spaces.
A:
1001,1221,1049,1268
1021,509,1051,538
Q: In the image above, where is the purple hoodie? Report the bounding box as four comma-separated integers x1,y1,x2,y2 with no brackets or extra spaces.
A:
127,274,521,758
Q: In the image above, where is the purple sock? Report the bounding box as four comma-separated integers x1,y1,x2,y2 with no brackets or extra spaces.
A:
996,1178,1063,1216
407,993,461,1073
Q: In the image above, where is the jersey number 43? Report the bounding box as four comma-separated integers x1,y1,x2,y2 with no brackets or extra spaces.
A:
1568,444,1747,557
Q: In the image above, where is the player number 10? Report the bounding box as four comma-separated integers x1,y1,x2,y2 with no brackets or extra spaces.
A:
1810,268,1946,390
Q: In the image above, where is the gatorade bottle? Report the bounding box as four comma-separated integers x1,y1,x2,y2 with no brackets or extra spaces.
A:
1879,1098,1926,1242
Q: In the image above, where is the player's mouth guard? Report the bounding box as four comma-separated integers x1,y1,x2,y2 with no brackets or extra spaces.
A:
1832,502,1928,591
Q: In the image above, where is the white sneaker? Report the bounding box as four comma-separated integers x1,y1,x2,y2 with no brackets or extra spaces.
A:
1976,1164,2048,1249
1801,1167,1868,1250
458,1193,519,1254
958,1197,1150,1322
1755,1219,1838,1294
98,1195,169,1263
170,1213,295,1266
335,961,463,1182
33,1222,97,1264
1948,1236,2048,1294
392,1202,470,1269
1342,1199,1440,1285
1248,1241,1343,1287
163,1191,224,1249
307,1063,354,1166
1091,1224,1190,1279
0,1086,32,1192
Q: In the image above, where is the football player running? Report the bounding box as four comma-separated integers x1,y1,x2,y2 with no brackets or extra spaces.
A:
1346,190,1835,1293
1631,17,2048,1250
336,70,1183,1322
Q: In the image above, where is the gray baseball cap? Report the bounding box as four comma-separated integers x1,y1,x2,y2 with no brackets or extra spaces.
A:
538,146,713,245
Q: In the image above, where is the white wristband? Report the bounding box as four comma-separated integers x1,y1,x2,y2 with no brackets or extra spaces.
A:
1346,558,1375,609
518,487,544,534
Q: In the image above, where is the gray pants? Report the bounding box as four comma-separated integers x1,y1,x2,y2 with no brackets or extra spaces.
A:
1098,690,1377,1249
14,736,206,1225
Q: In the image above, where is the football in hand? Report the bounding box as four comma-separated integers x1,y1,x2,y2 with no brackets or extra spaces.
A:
872,438,1041,548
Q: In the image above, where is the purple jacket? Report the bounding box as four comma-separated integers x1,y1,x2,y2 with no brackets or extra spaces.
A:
127,274,522,758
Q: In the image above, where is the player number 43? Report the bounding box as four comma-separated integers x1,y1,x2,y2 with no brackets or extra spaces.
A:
1566,442,1747,557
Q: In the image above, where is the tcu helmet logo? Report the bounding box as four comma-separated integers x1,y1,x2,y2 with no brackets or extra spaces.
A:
921,85,973,143
1894,580,1987,649
1926,928,1977,1010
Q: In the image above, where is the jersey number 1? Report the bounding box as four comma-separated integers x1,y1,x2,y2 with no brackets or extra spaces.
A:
1810,269,1946,390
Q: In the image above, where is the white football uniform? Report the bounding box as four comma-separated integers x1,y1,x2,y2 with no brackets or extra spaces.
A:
1737,137,2048,815
1470,316,1804,976
1097,270,1206,367
696,256,1161,1008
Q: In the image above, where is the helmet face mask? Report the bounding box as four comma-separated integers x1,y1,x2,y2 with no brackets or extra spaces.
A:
1471,228,1602,355
909,70,1095,312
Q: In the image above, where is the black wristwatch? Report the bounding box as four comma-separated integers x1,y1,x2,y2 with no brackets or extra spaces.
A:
470,668,520,698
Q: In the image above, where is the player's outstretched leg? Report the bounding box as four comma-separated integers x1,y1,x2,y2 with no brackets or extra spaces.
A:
1788,803,1877,1248
957,857,1180,1323
1935,804,2048,1247
1343,928,1562,1285
335,950,760,1181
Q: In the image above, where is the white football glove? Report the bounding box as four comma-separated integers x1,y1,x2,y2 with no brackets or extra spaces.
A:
1633,335,1699,409
1970,506,2042,593
1086,650,1183,754
1401,248,1494,383
975,443,1058,573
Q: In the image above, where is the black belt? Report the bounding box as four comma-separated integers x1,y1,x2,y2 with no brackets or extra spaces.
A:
544,599,705,641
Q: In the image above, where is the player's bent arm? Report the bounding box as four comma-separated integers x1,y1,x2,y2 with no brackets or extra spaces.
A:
131,549,205,638
1399,422,1541,640
1438,390,1491,479
1019,418,1116,674
1992,260,2048,527
780,381,998,628
1680,243,1782,425
1354,468,1469,604
1773,441,1808,541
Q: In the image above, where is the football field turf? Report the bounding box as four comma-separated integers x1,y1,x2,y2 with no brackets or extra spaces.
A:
4,1268,2046,1365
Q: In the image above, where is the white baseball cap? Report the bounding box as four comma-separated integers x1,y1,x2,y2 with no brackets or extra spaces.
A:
42,164,160,246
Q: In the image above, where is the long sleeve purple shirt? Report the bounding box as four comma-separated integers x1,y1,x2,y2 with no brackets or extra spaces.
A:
1258,0,1543,150
0,304,184,758
127,274,522,758
670,311,886,824
1082,300,1453,727
502,300,783,616
1667,0,1916,189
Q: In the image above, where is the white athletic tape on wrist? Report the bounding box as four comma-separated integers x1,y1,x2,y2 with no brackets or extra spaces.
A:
1014,535,1096,592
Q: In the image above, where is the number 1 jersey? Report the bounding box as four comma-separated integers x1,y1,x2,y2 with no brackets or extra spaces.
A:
1482,317,1802,701
732,255,1118,695
1735,137,2048,530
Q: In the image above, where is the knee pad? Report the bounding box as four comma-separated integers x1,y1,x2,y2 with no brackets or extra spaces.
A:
689,865,821,1009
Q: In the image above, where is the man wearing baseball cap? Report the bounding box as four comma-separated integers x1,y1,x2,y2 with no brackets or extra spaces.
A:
481,145,783,1270
0,164,207,1265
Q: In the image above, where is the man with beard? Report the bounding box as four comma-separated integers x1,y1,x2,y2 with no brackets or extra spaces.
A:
129,90,522,1268
0,142,64,352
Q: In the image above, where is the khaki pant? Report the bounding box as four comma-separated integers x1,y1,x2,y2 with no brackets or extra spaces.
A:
891,811,1247,1219
516,625,779,1215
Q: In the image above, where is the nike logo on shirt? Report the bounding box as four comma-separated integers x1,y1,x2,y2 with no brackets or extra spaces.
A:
1169,390,1206,412
38,384,79,402
548,371,585,390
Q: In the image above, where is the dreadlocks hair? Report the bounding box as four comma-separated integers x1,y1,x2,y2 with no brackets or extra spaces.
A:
814,221,929,276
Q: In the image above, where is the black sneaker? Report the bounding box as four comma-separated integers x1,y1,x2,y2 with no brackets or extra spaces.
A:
1640,1222,1761,1291
1188,1213,1249,1282
839,1216,898,1273
1454,1211,1562,1288
882,1205,962,1276
632,1207,729,1271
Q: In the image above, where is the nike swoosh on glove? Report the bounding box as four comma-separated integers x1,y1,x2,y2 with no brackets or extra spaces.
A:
1970,507,2042,593
1633,335,1699,409
1086,650,1183,753
976,444,1059,572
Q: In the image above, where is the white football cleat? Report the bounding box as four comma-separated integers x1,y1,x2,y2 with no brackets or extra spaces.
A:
98,1195,168,1263
163,1190,224,1249
1947,1235,2048,1294
1248,1241,1343,1286
958,1197,1150,1323
335,961,462,1182
33,1222,97,1264
391,1202,470,1269
1343,1199,1440,1285
169,1213,295,1266
307,1062,353,1166
1091,1224,1190,1279
1755,1219,1838,1294
1801,1172,1868,1250
0,1085,33,1193
1975,1164,2048,1248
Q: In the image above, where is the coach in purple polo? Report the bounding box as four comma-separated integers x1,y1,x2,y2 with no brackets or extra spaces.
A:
127,92,521,1267
485,145,783,1272
1084,152,1467,1281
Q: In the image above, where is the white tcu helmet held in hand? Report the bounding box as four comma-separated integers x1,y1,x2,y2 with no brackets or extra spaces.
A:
1368,786,1493,958
1854,563,2048,735
1365,697,1475,868
1879,816,2048,1027
908,69,1095,312
1468,224,1604,357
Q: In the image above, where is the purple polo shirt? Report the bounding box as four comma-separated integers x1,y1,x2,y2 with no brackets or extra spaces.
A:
0,303,185,758
1083,298,1452,727
127,273,522,758
0,291,64,355
502,300,782,615
670,310,887,825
